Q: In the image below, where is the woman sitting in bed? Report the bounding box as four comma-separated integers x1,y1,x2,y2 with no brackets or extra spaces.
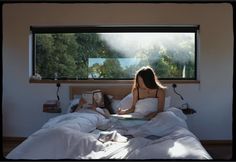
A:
117,66,166,120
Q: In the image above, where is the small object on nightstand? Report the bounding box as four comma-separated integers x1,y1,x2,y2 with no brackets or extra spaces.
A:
182,107,196,115
180,103,196,115
43,100,61,113
172,83,197,115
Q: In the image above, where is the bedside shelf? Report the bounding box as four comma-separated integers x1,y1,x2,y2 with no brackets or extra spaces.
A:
182,107,196,115
43,100,61,113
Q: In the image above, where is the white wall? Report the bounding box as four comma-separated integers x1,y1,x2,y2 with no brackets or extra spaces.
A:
2,3,233,140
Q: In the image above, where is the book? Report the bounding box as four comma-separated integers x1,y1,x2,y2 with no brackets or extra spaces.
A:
110,114,147,120
82,91,94,105
97,131,117,143
91,130,128,143
82,90,104,106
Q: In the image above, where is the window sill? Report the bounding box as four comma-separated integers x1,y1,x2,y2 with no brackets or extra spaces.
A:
29,79,200,84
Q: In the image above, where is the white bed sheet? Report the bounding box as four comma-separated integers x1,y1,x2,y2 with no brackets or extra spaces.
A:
6,107,212,160
84,127,211,159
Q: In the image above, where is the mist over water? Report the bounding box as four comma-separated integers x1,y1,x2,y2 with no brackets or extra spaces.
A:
99,33,195,64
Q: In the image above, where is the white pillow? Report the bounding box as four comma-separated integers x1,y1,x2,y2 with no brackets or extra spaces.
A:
164,96,171,110
118,93,133,110
111,99,121,113
107,94,114,100
67,96,81,113
115,93,171,113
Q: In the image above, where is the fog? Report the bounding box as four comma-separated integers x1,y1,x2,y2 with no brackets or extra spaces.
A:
99,33,195,64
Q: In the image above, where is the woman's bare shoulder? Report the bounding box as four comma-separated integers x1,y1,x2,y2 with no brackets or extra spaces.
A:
132,87,138,98
159,87,166,92
157,87,166,97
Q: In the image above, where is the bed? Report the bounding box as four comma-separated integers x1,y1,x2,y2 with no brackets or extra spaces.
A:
6,85,212,160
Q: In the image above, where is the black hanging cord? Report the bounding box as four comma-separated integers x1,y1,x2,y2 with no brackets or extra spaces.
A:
172,83,196,114
172,83,184,100
56,83,60,101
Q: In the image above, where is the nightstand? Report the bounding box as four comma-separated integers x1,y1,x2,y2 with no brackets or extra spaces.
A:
43,100,61,113
182,107,196,115
180,103,196,115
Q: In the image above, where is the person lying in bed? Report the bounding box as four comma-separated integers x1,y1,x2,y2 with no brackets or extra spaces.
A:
117,66,166,120
73,93,111,118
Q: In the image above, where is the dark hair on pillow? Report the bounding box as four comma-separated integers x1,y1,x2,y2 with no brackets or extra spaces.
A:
70,104,79,113
102,94,115,114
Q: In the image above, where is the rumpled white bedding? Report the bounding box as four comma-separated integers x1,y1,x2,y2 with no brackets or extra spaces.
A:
6,107,212,160
83,128,211,159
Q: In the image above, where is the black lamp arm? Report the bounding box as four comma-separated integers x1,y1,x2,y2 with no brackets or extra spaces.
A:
172,84,184,100
172,84,196,114
56,83,60,101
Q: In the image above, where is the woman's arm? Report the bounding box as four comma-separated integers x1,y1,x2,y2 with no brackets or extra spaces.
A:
74,98,87,112
119,105,135,114
117,89,138,115
157,88,165,113
74,97,98,112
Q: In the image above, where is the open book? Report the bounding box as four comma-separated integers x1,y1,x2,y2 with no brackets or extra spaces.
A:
98,131,117,143
97,131,127,143
110,113,148,120
82,90,104,106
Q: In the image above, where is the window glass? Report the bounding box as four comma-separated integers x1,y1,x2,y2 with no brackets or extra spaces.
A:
32,27,197,80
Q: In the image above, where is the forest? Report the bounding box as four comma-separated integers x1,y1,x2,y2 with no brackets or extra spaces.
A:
35,33,195,80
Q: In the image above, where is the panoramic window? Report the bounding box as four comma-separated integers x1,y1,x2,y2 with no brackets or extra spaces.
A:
31,26,198,81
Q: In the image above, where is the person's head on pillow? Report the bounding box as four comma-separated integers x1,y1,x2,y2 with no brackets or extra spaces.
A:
73,90,114,115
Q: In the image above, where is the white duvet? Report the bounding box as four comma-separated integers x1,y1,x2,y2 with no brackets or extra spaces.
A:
6,107,212,160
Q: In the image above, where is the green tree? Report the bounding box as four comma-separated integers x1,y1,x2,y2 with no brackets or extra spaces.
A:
88,59,125,79
36,33,78,78
75,33,125,78
36,34,55,78
101,59,124,78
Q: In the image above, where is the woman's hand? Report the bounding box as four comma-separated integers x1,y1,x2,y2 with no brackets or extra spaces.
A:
90,104,97,110
117,108,127,115
78,98,97,110
79,98,87,106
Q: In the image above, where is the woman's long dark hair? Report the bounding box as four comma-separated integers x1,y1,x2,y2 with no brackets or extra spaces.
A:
103,93,114,114
132,66,166,92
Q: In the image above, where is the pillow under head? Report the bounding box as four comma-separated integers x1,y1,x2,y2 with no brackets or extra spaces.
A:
67,97,81,113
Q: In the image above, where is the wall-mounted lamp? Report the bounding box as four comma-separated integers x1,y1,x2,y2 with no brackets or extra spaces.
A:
56,82,61,101
43,82,61,113
172,83,196,115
